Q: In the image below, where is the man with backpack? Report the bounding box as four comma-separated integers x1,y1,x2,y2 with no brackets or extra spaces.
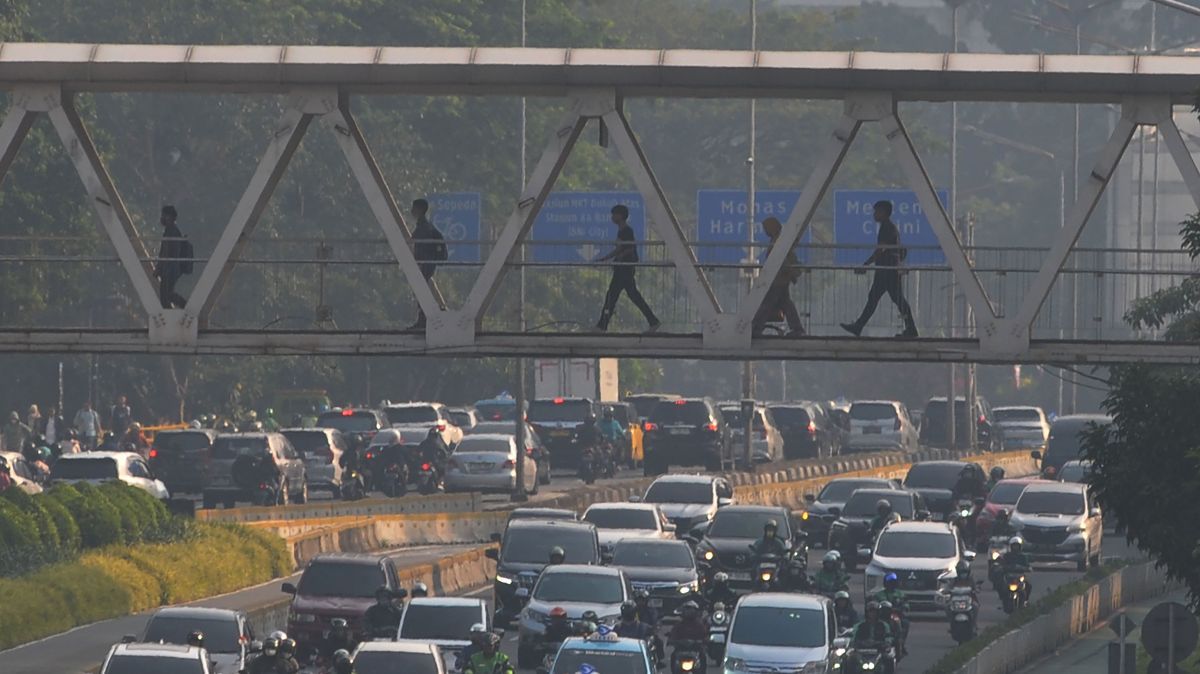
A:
154,205,192,309
840,200,918,338
408,198,447,330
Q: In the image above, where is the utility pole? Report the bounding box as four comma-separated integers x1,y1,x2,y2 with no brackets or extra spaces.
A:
945,0,967,450
512,0,529,502
741,0,757,439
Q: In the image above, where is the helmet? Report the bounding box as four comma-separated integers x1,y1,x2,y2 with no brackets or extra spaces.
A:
584,412,596,424
484,632,501,650
411,581,428,597
620,601,638,620
884,572,899,587
331,618,348,631
713,572,729,585
280,639,297,656
827,550,841,562
956,560,971,578
190,420,202,429
764,519,778,532
332,649,353,674
876,499,893,514
990,466,1005,480
633,590,649,604
550,606,568,620
865,601,880,614
247,410,258,421
681,601,700,617
834,590,850,603
469,623,488,643
581,610,600,625
130,422,142,432
997,509,1010,520
186,631,205,648
265,408,275,417
879,600,893,612
549,546,565,563
1009,535,1024,548
604,407,614,418
35,446,51,462
269,630,287,642
822,552,838,569
262,638,280,657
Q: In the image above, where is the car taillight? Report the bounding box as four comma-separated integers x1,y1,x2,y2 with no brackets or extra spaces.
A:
705,423,719,432
148,448,158,458
807,421,817,434
365,451,375,461
421,462,432,471
437,422,446,431
554,397,564,404
979,414,986,424
341,409,354,416
644,422,658,431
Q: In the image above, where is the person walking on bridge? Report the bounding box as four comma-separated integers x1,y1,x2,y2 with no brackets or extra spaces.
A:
841,200,918,338
752,217,804,337
408,198,447,331
154,205,189,309
595,204,661,333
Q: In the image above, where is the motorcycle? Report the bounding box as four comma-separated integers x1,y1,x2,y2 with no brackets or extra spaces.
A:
753,554,782,591
340,470,366,501
986,536,1009,589
1001,571,1030,614
880,604,907,662
947,585,978,644
844,645,893,674
578,446,597,485
380,460,408,498
670,640,706,674
706,602,730,663
253,480,280,506
416,462,440,495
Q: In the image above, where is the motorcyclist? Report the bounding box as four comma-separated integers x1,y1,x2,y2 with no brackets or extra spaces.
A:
234,446,282,500
122,423,151,455
668,601,707,643
871,573,909,653
186,631,205,649
869,499,901,541
575,413,607,471
991,509,1015,539
319,618,356,661
30,446,51,483
331,649,355,674
248,637,294,674
97,431,119,452
418,427,449,474
0,456,12,493
952,465,986,502
951,560,976,590
240,410,259,433
1000,535,1033,599
833,590,858,630
632,589,659,626
703,572,739,609
748,519,789,558
410,581,429,598
464,632,514,674
262,408,281,432
363,586,403,638
277,639,300,673
459,623,489,667
850,602,894,673
813,552,850,596
543,607,574,643
986,466,1005,492
597,407,626,463
614,601,656,640
548,546,566,566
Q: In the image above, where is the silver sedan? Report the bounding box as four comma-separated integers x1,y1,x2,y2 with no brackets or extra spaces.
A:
444,434,539,494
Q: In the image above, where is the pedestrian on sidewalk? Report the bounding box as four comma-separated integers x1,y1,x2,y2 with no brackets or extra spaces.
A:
3,411,31,453
841,200,918,338
74,401,102,450
751,217,805,337
595,204,661,333
109,395,132,439
408,198,447,330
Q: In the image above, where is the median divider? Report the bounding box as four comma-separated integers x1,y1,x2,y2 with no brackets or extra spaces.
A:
196,491,483,523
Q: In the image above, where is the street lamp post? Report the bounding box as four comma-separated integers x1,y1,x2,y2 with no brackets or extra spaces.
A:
513,0,529,503
741,0,757,470
944,0,969,450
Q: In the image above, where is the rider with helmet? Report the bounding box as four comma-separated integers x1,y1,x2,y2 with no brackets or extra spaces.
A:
331,649,355,674
544,607,574,644
418,427,449,475
319,618,356,661
459,623,490,667
248,637,296,674
872,573,910,652
668,601,707,643
870,499,901,541
597,407,626,463
748,519,789,557
632,589,659,626
364,586,403,638
814,551,850,596
463,633,514,674
548,546,566,566
849,602,895,673
952,465,987,502
986,466,1005,491
261,409,280,432
991,509,1015,539
615,601,656,640
833,590,858,629
1000,535,1033,600
703,572,739,609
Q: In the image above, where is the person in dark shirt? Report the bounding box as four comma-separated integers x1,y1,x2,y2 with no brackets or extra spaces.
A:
595,204,660,333
841,200,918,338
408,198,447,330
752,217,804,337
154,205,187,308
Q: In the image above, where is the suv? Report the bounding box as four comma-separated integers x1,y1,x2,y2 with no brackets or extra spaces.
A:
864,520,973,612
202,433,306,509
1011,481,1102,570
316,408,388,450
582,502,675,551
1036,414,1112,479
446,407,477,431
918,396,1003,451
148,429,217,494
642,474,734,535
382,402,463,448
800,477,900,543
769,402,839,459
138,607,255,674
641,397,729,475
100,643,210,674
51,451,169,500
724,593,836,673
845,400,918,453
282,553,406,646
527,397,596,468
902,460,985,521
692,505,803,589
486,519,601,626
828,488,928,572
624,393,681,421
718,402,784,464
517,564,631,667
282,428,348,496
993,406,1050,451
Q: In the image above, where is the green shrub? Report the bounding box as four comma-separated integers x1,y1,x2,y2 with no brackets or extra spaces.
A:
99,481,151,541
64,482,124,548
37,494,80,555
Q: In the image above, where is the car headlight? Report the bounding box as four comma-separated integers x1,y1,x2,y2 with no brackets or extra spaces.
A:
800,511,810,521
724,657,747,672
495,574,514,585
703,549,715,561
834,647,846,658
291,612,317,623
678,582,699,594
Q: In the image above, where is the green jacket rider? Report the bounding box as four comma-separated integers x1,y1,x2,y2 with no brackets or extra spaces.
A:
464,633,513,674
813,552,849,593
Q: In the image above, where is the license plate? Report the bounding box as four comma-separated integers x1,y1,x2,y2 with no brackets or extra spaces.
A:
550,430,570,438
648,598,663,607
728,572,751,581
865,426,881,434
669,427,689,435
469,462,492,472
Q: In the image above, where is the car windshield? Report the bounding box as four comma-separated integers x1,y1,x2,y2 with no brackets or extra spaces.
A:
103,655,202,674
584,508,658,530
874,531,958,558
708,511,789,539
210,437,268,460
143,616,241,654
1059,463,1091,483
534,572,623,604
282,431,332,456
353,651,439,674
851,403,897,422
842,492,913,518
398,605,483,641
52,457,118,480
768,406,811,426
295,561,384,598
384,407,439,425
643,481,711,505
528,400,591,423
988,482,1030,505
501,528,596,564
729,606,826,648
317,413,379,433
904,464,965,489
151,432,210,455
551,648,648,674
611,542,694,568
648,401,710,425
474,401,517,421
1016,491,1085,516
995,408,1042,423
817,480,888,503
455,437,512,454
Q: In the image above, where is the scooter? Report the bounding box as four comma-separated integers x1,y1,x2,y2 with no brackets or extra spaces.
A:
987,536,1009,589
753,554,782,591
706,603,730,663
381,460,408,498
340,470,365,501
844,645,893,674
578,447,597,485
416,462,440,494
947,585,979,644
1001,571,1030,614
670,640,706,674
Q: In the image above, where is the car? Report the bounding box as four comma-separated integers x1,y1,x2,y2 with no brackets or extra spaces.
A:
993,405,1051,451
602,401,642,466
718,401,785,464
473,395,523,422
201,433,306,509
723,593,837,674
974,477,1048,543
445,407,477,431
827,488,928,572
0,450,42,494
138,607,256,674
844,400,918,453
282,427,348,496
51,451,169,499
506,507,577,522
546,633,656,674
316,408,389,450
768,401,839,459
610,538,700,616
692,505,803,589
1058,459,1093,484
282,552,407,645
641,474,734,535
918,396,1004,451
526,397,597,468
863,520,973,612
1010,481,1102,570
147,429,218,494
581,502,675,551
516,564,631,667
396,597,489,665
799,477,901,543
1036,414,1112,479
901,460,985,521
382,402,463,448
486,519,601,626
623,393,681,421
100,642,211,674
444,434,539,494
351,640,446,674
641,397,729,475
469,421,552,485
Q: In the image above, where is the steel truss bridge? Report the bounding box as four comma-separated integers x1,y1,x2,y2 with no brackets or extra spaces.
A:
0,43,1198,364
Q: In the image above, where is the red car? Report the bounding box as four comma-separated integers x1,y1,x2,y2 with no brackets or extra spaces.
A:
974,477,1050,545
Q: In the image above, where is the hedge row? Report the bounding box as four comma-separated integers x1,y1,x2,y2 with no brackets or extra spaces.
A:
0,521,292,651
0,482,180,576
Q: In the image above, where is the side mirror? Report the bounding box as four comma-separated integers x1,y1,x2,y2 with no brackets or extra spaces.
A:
717,497,732,507
485,548,499,560
1030,450,1042,461
856,547,872,561
963,550,977,562
803,493,816,504
121,634,137,644
281,582,297,595
489,532,502,543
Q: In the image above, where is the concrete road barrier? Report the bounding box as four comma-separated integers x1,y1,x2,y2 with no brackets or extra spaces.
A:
196,491,483,523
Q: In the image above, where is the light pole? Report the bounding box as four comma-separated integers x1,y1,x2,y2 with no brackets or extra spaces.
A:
944,0,968,450
741,0,757,469
513,0,529,503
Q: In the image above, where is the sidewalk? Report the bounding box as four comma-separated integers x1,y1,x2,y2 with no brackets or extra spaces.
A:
1019,590,1187,674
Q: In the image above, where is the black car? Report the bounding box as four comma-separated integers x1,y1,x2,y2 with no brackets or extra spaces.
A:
902,460,985,521
148,428,218,494
692,505,804,589
611,539,700,615
624,393,681,421
526,397,596,468
827,488,927,572
1036,414,1112,478
315,408,388,451
800,477,900,543
769,402,838,460
642,397,729,475
918,396,1004,452
485,519,601,625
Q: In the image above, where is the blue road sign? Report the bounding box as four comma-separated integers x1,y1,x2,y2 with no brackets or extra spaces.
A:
833,189,950,267
695,189,813,265
428,192,481,263
530,191,646,263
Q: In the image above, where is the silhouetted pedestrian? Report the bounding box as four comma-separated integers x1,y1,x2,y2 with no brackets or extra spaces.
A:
595,205,660,333
752,217,804,337
154,206,189,308
841,200,918,338
408,198,447,330
109,395,132,439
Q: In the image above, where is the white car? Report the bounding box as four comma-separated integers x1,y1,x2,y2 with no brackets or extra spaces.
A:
444,434,538,495
993,406,1050,450
352,640,446,674
51,451,169,499
581,502,676,551
723,593,836,674
516,564,631,668
281,427,348,496
640,474,734,535
718,402,785,464
396,597,488,668
382,402,463,448
1010,481,1102,571
863,520,973,613
844,400,918,453
100,642,211,674
0,450,43,494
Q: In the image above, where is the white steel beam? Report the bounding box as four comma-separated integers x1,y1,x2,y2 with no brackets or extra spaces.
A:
46,93,161,314
187,93,324,324
1159,116,1200,211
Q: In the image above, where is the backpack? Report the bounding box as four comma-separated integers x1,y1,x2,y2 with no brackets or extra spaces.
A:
179,237,195,274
